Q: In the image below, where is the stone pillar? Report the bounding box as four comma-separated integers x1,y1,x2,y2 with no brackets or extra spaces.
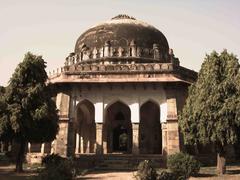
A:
51,141,55,154
103,141,107,154
28,143,31,153
104,41,111,57
95,123,103,154
54,93,70,157
166,120,179,154
153,43,160,60
102,123,108,154
86,140,90,153
166,98,180,155
55,121,69,157
130,40,137,57
75,133,80,154
132,123,139,154
80,136,84,153
41,143,45,155
161,123,168,155
8,142,11,152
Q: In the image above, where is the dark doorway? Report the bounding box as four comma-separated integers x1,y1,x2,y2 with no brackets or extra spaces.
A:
113,125,128,152
104,101,132,153
139,100,162,154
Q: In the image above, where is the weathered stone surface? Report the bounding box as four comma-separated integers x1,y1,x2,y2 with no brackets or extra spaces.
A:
25,15,198,168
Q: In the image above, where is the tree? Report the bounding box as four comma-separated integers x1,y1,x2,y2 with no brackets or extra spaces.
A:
179,50,240,175
1,52,59,172
0,86,13,142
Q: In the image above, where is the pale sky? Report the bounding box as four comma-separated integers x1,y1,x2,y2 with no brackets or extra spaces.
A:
0,0,240,86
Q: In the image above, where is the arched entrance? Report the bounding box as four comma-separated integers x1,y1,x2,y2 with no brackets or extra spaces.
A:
75,100,96,154
139,100,162,154
105,101,132,153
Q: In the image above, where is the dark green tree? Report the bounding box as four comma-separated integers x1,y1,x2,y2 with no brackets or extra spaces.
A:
179,50,240,175
2,52,59,172
0,86,13,142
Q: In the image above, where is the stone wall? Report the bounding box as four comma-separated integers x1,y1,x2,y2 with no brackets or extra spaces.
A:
51,82,188,157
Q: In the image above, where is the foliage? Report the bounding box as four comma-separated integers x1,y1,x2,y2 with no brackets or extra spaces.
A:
156,170,176,180
179,50,240,147
167,152,200,179
0,52,59,171
35,156,75,180
179,50,240,174
135,160,157,180
0,86,13,141
6,52,59,143
42,154,64,168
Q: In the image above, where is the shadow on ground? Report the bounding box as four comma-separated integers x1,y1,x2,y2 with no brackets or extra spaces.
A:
227,169,240,175
0,165,36,180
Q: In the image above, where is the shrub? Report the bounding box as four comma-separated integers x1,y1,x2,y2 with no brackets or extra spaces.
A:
135,160,157,180
156,170,176,180
167,152,200,179
34,154,75,180
42,154,64,168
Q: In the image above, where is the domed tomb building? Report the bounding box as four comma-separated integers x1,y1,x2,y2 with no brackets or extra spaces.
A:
28,15,197,164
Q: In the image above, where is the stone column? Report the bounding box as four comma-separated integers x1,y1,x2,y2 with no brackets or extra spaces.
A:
86,140,90,153
161,123,168,155
75,133,80,154
132,123,139,154
166,120,180,154
54,93,70,157
51,141,55,154
166,98,180,155
80,136,84,153
41,143,45,155
102,123,108,154
28,143,31,153
55,121,69,157
95,123,103,154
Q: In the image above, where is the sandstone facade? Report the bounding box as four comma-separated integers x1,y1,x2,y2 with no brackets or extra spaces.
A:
25,14,197,165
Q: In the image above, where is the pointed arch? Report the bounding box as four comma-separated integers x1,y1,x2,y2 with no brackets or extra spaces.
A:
103,100,132,153
140,98,159,109
105,99,129,111
76,99,95,124
139,100,162,154
74,99,96,154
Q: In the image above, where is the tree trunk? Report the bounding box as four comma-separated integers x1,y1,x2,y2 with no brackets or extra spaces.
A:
15,140,26,173
216,146,226,175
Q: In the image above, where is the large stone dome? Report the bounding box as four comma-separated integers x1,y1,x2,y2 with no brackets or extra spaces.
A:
74,14,169,56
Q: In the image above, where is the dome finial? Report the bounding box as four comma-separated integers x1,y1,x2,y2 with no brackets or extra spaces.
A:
111,14,136,20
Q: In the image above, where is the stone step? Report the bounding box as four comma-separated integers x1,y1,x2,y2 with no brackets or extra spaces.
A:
95,163,136,170
95,158,135,170
99,159,129,163
74,154,166,170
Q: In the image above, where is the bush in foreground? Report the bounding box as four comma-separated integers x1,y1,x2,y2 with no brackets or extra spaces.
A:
156,170,176,180
35,154,75,180
135,160,157,180
42,154,64,168
167,152,200,179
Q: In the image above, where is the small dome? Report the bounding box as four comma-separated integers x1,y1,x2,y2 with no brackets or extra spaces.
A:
74,14,169,56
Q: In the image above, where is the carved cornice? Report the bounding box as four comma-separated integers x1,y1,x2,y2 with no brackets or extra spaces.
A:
48,62,197,84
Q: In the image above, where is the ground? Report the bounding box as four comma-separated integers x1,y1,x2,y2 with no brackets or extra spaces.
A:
0,165,36,180
77,170,135,180
1,164,240,179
